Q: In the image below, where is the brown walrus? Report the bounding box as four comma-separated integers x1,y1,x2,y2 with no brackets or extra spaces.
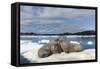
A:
38,44,52,58
38,41,63,58
59,41,83,53
38,39,83,58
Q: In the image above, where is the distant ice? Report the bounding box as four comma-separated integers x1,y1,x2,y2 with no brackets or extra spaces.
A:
20,35,95,38
87,41,93,45
70,41,80,44
38,40,49,44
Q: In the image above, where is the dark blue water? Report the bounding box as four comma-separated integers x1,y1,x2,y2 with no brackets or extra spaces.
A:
20,35,95,49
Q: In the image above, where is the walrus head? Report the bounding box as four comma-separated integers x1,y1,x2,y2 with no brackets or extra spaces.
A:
50,43,63,54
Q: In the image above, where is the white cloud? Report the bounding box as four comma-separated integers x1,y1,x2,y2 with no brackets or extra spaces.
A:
20,5,95,33
21,5,95,24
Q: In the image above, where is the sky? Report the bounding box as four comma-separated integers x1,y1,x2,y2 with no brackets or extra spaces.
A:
20,5,95,34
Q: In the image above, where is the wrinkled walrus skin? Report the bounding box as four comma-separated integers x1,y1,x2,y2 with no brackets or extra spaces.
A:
38,41,63,58
60,41,83,53
38,39,83,58
38,44,52,58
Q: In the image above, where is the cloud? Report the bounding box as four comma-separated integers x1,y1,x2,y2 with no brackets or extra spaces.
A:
21,5,95,21
20,5,95,34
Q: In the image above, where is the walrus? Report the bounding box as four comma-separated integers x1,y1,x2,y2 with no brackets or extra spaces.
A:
59,41,83,53
38,39,83,58
38,41,63,58
50,42,63,54
38,44,52,58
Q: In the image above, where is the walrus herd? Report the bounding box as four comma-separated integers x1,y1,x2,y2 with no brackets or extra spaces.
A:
38,39,83,58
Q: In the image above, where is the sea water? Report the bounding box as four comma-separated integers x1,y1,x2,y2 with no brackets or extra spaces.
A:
20,35,95,49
